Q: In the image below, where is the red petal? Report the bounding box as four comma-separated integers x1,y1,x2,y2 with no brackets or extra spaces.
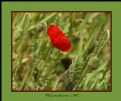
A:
47,25,71,52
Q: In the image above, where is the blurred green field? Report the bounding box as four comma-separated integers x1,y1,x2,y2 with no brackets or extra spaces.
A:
12,12,111,91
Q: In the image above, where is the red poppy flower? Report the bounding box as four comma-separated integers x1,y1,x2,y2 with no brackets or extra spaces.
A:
47,25,71,52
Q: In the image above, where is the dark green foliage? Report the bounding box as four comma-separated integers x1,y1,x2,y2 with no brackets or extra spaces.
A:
12,12,111,91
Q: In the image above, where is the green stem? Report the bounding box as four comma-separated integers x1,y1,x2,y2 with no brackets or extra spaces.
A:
73,63,91,90
19,40,43,90
19,65,30,90
28,13,56,32
36,47,54,82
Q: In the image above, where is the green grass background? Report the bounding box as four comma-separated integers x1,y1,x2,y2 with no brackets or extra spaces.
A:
2,1,121,101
